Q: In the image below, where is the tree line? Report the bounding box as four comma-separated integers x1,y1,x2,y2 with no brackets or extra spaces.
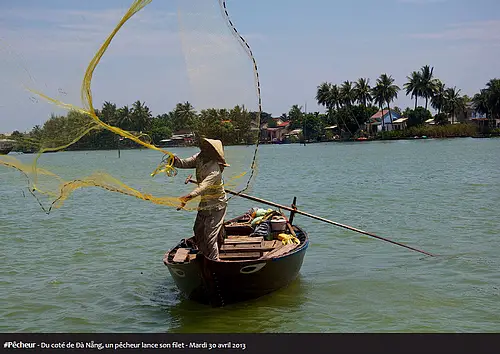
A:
315,65,500,134
3,65,499,151
6,101,263,152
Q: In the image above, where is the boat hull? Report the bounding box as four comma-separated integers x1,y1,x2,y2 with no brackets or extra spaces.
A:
202,243,308,306
164,226,309,307
166,254,209,303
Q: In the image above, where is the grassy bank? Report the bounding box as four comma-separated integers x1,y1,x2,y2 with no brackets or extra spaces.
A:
376,124,497,139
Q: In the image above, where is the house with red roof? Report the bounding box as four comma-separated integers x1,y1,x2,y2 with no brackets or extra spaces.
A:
366,109,405,133
260,118,292,142
159,129,195,147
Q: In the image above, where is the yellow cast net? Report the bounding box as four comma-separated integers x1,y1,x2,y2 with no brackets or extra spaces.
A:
0,0,262,213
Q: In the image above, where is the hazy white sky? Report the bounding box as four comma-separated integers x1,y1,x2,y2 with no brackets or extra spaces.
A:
1,0,499,133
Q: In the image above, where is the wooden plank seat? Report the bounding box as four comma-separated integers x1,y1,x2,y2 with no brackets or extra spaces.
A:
171,237,286,262
262,243,298,259
226,235,261,240
221,236,263,257
219,252,262,260
219,237,287,260
220,244,275,252
263,240,282,248
172,248,190,263
223,236,263,245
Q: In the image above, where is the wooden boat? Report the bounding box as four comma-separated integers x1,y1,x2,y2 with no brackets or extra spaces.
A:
163,207,309,307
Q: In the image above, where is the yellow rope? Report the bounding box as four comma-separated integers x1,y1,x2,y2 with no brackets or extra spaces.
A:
26,0,177,182
1,0,263,214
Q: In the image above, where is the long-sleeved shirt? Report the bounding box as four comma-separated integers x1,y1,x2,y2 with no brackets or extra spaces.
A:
174,153,227,211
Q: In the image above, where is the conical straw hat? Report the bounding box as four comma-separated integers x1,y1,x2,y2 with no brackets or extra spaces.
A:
201,138,230,167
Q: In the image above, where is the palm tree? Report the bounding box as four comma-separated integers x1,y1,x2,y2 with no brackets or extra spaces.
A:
340,81,356,107
485,78,500,119
330,84,342,115
459,95,472,122
316,82,344,131
316,82,332,109
354,78,372,132
371,84,385,131
100,101,117,124
131,100,152,132
473,89,490,118
443,87,463,124
340,80,361,132
354,78,372,108
117,105,133,131
404,71,422,110
288,104,304,130
431,80,446,114
376,74,400,126
316,82,338,118
420,65,437,110
473,79,500,128
173,101,197,132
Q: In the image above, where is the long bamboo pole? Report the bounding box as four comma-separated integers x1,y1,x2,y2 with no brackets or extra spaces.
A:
183,176,435,257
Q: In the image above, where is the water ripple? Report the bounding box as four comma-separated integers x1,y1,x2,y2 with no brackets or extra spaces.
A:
1,139,500,332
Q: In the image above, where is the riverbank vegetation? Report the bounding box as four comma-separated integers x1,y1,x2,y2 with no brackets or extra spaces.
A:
315,67,500,139
2,66,499,152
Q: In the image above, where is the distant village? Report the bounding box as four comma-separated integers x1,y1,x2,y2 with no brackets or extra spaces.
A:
1,67,499,153
157,101,497,147
258,104,495,144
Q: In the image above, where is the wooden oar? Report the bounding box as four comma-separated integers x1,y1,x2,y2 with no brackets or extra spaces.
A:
183,175,435,257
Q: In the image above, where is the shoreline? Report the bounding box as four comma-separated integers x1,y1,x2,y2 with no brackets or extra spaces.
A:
6,134,498,154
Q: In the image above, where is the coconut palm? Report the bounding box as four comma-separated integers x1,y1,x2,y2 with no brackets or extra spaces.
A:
354,78,372,130
117,105,133,131
371,84,385,131
340,81,356,107
404,71,422,110
354,78,372,108
173,101,197,132
459,95,472,122
473,79,500,127
131,100,152,132
485,78,500,119
376,74,400,126
316,82,340,115
420,65,437,110
288,104,304,127
100,101,117,124
473,89,490,117
340,80,361,131
316,82,332,109
316,82,344,129
431,80,446,114
318,82,350,132
443,87,463,124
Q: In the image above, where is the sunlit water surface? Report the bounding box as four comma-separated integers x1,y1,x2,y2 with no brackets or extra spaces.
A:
1,138,499,332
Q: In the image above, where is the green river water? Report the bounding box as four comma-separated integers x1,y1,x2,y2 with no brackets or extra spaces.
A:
1,138,499,332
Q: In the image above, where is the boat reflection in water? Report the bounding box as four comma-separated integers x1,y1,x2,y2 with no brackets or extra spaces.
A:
151,273,310,332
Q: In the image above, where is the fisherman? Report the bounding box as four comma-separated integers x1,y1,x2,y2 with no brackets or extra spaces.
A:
174,138,229,261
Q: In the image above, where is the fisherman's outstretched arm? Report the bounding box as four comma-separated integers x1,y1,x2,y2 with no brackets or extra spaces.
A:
173,153,198,169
